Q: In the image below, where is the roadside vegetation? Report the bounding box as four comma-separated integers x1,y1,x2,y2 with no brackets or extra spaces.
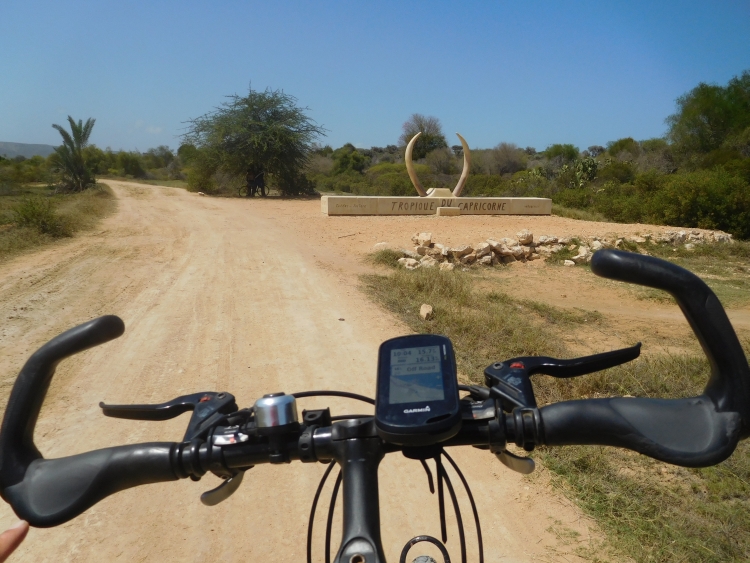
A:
0,183,115,260
309,71,750,240
0,117,115,260
362,263,750,562
6,72,747,231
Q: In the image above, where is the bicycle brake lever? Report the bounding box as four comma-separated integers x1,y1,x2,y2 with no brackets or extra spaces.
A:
100,392,238,441
200,469,247,506
506,343,642,378
495,451,535,474
485,344,641,410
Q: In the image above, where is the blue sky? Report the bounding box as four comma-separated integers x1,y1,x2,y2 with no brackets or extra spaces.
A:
1,1,749,152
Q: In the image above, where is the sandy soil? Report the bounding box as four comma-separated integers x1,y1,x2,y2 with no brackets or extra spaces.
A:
267,198,749,356
0,181,615,562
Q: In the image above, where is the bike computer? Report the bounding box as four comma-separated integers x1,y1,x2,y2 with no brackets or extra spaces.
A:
375,334,461,447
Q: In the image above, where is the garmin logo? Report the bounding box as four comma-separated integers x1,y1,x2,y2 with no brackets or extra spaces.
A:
403,406,431,414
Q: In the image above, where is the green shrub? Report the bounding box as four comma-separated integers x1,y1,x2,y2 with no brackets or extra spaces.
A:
464,174,508,196
544,143,579,162
597,159,636,184
650,168,750,238
607,137,640,157
12,196,70,237
185,164,218,193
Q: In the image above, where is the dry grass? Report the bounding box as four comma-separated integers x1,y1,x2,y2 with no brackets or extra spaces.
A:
362,261,750,562
0,183,116,261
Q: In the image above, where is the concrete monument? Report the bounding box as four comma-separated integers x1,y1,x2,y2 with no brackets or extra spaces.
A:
321,132,551,216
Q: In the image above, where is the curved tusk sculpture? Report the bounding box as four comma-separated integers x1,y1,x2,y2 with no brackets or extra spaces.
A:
452,133,471,197
404,132,428,197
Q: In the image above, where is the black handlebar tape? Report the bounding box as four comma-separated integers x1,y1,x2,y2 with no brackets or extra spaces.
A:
2,443,178,527
591,250,750,436
540,397,740,467
0,315,125,488
538,250,750,467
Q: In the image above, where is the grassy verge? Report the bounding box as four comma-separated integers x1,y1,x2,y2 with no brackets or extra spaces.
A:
552,203,610,223
0,183,116,261
595,239,750,308
361,263,750,562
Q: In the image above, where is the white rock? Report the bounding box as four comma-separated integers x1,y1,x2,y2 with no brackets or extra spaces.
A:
425,247,444,259
501,237,518,247
614,239,623,248
674,231,687,244
450,245,474,259
439,262,455,271
486,239,502,251
564,260,575,267
516,229,534,245
713,232,732,243
529,253,541,261
398,258,420,270
399,248,420,259
521,245,533,257
420,256,439,268
411,232,432,246
571,246,591,264
558,237,571,245
627,235,647,244
373,242,390,251
684,243,695,251
537,235,558,245
420,304,434,320
475,242,492,258
460,252,477,265
493,244,514,257
591,240,604,251
478,255,493,266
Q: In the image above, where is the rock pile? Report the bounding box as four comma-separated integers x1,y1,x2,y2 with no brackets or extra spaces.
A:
377,228,733,271
392,230,569,270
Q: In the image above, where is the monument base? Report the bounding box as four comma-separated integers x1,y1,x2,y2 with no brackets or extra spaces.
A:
321,196,552,216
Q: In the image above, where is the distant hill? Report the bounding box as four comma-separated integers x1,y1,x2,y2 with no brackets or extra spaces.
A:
0,142,57,159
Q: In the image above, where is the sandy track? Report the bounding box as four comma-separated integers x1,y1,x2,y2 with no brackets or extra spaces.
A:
0,181,603,562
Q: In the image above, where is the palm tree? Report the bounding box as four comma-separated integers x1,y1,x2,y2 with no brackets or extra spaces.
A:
51,116,96,192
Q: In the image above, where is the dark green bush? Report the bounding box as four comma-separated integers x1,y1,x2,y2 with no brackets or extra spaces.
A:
12,197,70,237
597,160,636,184
650,168,750,238
545,143,579,162
607,137,640,157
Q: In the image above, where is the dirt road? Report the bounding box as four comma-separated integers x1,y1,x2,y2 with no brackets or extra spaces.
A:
0,181,606,562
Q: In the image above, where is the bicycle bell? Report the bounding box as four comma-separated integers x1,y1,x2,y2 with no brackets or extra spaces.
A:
254,393,299,429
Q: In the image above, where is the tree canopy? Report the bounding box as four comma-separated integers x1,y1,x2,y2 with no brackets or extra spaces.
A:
182,88,325,195
666,70,750,157
399,114,448,160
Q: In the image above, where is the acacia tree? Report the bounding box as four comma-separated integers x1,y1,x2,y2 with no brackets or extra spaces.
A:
182,88,325,196
51,116,96,192
399,114,447,160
